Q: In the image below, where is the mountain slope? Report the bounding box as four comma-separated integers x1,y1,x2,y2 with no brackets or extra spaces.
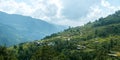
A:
0,23,19,46
0,11,120,60
0,11,65,46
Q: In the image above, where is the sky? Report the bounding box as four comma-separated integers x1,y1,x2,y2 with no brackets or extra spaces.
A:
0,0,120,27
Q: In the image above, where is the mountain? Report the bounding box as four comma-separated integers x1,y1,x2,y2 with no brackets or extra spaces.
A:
0,11,120,60
0,11,65,46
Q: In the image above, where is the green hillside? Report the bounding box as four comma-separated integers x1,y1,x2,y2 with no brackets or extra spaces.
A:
0,11,120,60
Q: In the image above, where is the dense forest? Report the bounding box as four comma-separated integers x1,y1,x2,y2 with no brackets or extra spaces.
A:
0,11,120,60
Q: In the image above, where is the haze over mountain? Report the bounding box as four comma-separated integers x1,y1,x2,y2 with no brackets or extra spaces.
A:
0,11,65,46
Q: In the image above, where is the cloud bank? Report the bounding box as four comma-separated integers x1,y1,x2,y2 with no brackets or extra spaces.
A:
0,0,120,27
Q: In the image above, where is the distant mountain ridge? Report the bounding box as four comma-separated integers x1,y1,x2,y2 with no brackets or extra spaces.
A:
0,11,65,46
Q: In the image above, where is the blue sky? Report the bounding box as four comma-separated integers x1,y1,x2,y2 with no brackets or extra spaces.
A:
0,0,120,27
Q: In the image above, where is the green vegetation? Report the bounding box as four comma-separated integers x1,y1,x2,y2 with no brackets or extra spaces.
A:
0,11,120,60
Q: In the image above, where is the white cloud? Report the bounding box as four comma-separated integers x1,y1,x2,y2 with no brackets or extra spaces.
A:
0,0,120,27
49,0,63,18
0,0,33,15
76,0,120,26
53,0,120,27
0,0,62,21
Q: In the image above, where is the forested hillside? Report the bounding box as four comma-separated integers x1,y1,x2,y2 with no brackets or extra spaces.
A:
0,11,120,60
